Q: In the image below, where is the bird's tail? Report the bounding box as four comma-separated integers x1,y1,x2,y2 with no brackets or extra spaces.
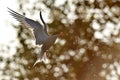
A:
33,59,41,67
32,50,45,67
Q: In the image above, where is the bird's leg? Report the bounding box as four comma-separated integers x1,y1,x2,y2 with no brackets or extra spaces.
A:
43,50,49,61
46,50,49,58
43,51,47,61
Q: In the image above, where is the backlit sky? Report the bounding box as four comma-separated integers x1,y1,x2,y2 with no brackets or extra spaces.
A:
0,0,18,44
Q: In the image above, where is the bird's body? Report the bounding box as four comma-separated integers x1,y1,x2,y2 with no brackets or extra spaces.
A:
34,29,48,45
8,8,60,66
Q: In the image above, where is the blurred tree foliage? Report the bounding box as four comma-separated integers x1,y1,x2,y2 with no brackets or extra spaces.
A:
3,0,120,80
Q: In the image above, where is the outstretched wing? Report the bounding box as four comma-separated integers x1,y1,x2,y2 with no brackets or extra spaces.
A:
8,8,43,30
40,11,48,35
8,8,49,45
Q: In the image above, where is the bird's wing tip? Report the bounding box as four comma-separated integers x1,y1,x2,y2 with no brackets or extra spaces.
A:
7,7,13,11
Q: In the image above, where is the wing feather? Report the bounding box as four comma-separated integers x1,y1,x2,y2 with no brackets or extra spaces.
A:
8,8,49,45
8,8,43,29
40,12,48,34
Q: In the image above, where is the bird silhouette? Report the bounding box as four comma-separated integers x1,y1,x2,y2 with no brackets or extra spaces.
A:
8,8,62,66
